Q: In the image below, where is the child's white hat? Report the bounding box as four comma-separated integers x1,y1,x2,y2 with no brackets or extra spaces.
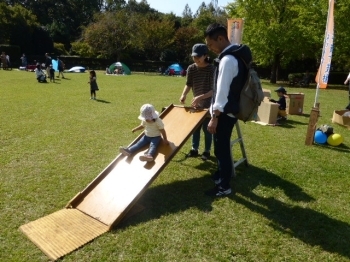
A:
138,104,159,120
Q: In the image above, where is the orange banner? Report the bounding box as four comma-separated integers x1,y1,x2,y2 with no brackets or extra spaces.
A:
227,18,244,45
315,0,334,89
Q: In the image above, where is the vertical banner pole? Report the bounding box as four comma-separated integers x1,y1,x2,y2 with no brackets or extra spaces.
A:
305,0,334,145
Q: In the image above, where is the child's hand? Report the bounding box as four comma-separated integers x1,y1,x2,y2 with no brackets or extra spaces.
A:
163,139,169,145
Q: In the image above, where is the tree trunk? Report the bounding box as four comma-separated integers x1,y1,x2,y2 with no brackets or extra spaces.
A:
270,53,281,84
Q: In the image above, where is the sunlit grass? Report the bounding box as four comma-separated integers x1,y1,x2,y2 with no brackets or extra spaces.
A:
1,70,350,261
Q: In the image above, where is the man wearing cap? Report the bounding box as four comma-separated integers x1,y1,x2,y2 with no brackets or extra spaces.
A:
269,86,287,120
179,43,214,161
204,23,248,197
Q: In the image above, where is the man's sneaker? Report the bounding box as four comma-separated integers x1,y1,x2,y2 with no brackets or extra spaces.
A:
213,178,222,186
119,147,131,156
201,151,210,161
186,149,198,157
139,154,154,162
205,186,232,197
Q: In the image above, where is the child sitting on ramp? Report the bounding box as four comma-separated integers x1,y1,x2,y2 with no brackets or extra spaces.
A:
119,104,169,162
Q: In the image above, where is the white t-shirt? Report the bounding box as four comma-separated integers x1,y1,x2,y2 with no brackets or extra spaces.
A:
141,118,164,137
34,68,45,78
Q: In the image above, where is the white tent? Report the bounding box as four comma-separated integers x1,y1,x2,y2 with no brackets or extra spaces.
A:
67,66,86,73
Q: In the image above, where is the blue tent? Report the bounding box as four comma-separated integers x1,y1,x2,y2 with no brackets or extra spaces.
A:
167,63,183,74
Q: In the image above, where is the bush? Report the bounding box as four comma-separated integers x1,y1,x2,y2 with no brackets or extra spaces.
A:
53,43,69,56
70,42,94,58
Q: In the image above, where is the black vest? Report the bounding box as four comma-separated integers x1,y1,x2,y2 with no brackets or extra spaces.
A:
213,46,248,115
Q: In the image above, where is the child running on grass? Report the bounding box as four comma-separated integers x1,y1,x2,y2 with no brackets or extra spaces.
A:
119,104,169,162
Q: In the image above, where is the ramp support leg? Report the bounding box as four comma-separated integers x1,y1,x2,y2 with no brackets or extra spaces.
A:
230,121,248,176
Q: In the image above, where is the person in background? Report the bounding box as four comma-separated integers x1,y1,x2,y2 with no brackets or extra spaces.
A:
45,53,51,76
269,86,287,121
88,70,99,100
119,104,169,162
20,54,27,67
49,65,55,83
34,64,47,83
204,23,248,197
6,54,10,68
179,43,214,161
57,57,65,78
1,52,8,69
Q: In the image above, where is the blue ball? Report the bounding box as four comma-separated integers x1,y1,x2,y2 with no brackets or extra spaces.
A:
314,130,327,144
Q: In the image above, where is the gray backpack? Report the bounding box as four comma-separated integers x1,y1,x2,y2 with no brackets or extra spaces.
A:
221,45,264,122
236,66,264,122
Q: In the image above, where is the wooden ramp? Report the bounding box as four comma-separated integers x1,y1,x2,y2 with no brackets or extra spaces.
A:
20,105,207,261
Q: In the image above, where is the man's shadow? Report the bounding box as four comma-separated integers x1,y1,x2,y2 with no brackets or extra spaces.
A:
233,165,350,259
114,163,350,259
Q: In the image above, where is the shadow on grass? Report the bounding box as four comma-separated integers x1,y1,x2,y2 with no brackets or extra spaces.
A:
298,113,311,118
233,165,350,259
95,99,111,103
115,164,350,259
279,119,308,128
313,142,350,153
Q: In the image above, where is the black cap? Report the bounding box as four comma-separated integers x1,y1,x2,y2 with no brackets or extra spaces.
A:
191,44,208,57
275,86,286,94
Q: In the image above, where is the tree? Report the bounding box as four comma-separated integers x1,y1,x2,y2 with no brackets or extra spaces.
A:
70,42,94,58
0,3,50,55
226,0,328,83
173,26,203,63
82,11,143,60
330,1,350,70
138,18,175,60
181,4,193,27
102,0,126,11
191,1,227,34
8,0,101,45
124,0,156,14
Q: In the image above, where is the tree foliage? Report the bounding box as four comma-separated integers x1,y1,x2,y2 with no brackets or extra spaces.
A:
173,27,203,63
83,11,145,60
1,0,350,73
138,18,175,60
226,0,350,82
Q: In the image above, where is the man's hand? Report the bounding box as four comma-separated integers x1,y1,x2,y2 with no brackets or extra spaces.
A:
208,118,218,134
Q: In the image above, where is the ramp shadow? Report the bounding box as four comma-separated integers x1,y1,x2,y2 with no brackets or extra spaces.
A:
114,164,350,259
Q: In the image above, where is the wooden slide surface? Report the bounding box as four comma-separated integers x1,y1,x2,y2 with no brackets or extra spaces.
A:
20,105,208,260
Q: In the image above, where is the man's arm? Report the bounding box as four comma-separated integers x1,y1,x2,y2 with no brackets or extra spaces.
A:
211,55,238,115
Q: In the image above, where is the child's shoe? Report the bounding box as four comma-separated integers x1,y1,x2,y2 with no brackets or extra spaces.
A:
139,154,154,162
119,147,131,156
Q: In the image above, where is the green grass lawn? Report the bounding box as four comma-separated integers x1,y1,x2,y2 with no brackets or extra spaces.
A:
1,69,350,262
